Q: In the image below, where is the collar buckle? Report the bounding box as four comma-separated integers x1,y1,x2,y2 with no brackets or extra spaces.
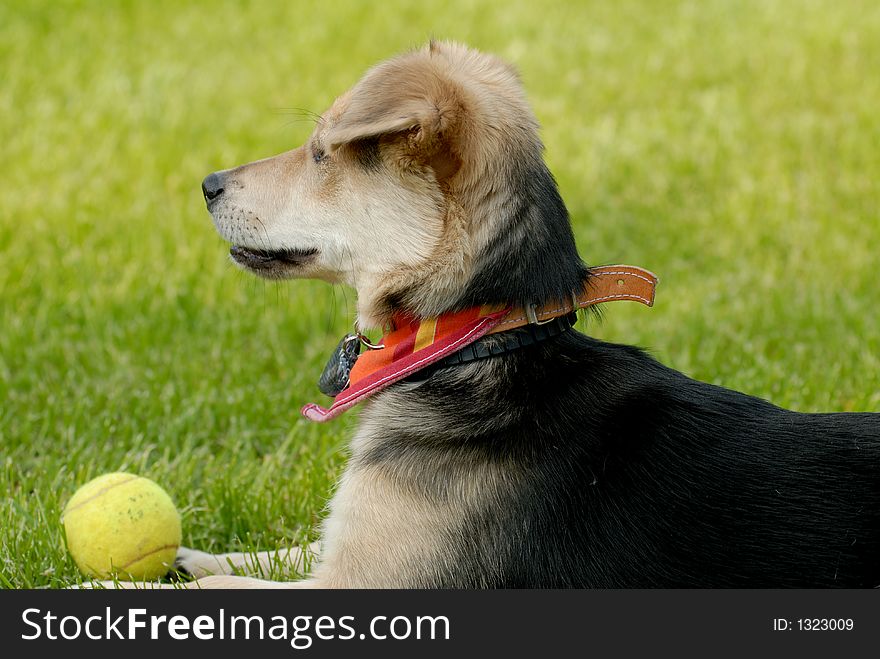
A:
526,303,550,325
526,294,579,326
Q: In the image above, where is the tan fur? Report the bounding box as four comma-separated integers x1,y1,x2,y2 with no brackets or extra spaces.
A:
167,41,551,589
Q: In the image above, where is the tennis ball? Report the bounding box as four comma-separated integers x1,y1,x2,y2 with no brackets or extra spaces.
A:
62,472,181,580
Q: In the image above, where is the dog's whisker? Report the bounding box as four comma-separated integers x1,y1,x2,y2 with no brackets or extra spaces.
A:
273,106,321,118
251,215,273,255
273,107,322,127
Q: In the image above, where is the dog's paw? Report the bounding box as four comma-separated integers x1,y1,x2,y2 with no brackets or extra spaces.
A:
174,546,230,579
71,579,171,589
68,580,109,589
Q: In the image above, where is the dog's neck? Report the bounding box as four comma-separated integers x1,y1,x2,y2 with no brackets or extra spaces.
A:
356,197,474,329
356,159,589,330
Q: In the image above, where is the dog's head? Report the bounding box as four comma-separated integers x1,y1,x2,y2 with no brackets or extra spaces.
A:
204,41,587,327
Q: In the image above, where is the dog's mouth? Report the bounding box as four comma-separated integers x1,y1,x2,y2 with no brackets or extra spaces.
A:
229,245,319,273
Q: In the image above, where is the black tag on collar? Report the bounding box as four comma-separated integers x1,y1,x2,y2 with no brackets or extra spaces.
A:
318,334,362,397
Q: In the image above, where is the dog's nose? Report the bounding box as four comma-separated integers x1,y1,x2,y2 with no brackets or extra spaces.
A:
201,172,225,205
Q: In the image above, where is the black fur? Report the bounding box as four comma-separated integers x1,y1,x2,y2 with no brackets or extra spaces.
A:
352,137,382,172
361,331,880,587
457,159,590,311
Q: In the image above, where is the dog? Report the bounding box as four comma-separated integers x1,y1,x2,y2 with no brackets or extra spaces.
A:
180,41,879,588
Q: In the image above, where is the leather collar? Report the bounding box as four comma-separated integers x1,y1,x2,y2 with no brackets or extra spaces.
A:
404,312,577,383
302,265,657,422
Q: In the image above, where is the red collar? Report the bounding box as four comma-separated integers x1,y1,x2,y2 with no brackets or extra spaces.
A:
302,265,657,422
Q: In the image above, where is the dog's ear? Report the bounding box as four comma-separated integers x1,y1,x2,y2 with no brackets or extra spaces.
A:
325,65,463,182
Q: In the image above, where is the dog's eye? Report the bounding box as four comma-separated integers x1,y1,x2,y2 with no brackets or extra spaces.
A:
312,147,326,163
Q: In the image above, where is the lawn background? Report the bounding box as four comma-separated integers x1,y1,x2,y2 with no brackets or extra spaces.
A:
1,0,878,588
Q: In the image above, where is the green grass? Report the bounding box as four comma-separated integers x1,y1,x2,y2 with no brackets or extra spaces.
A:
2,0,879,588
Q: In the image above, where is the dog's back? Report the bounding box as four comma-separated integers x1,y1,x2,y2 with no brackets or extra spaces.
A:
352,329,880,587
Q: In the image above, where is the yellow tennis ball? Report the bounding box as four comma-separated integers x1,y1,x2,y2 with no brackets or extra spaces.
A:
62,472,181,580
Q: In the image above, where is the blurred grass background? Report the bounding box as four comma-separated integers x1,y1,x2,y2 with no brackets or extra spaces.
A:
1,0,878,587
